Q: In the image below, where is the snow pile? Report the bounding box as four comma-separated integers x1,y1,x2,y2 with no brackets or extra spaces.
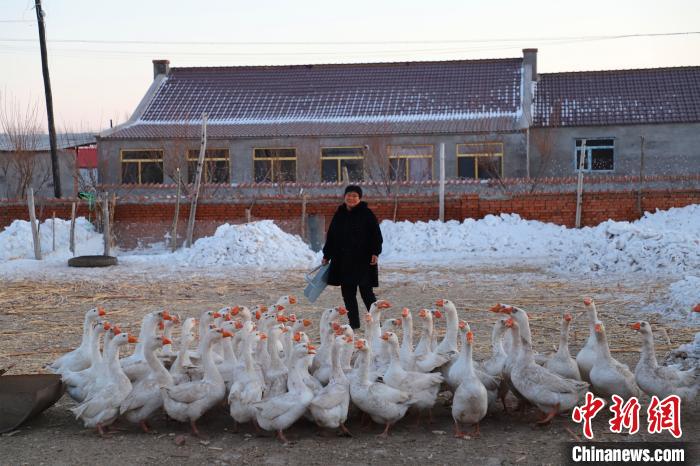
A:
173,220,316,268
380,214,572,265
0,217,101,261
665,332,700,371
558,205,700,275
668,276,700,313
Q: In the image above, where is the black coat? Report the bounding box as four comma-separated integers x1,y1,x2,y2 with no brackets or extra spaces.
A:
322,201,383,287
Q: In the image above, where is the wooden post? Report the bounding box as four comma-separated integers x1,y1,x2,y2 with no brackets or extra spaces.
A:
245,208,252,223
574,139,587,228
34,0,61,198
102,192,111,256
69,202,76,255
637,136,645,217
301,193,308,241
186,113,208,247
27,188,42,260
52,211,56,252
171,168,181,252
439,142,445,222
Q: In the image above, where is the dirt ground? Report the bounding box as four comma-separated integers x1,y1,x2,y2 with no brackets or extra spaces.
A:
1,265,698,465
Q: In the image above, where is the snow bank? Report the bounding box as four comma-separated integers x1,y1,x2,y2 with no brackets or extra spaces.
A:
172,220,316,269
0,217,102,261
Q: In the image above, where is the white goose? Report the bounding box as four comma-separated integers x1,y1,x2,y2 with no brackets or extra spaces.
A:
263,323,290,398
589,321,641,399
631,321,697,402
510,320,589,424
170,317,197,385
120,334,172,432
70,331,137,436
576,297,599,382
382,331,443,425
161,328,230,437
121,310,172,381
349,338,413,438
544,313,581,381
452,330,488,438
309,335,353,436
49,307,106,373
61,320,111,402
229,330,266,429
253,342,316,443
413,309,450,372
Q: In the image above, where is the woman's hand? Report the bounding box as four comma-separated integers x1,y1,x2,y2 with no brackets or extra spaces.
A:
322,258,329,265
370,255,378,266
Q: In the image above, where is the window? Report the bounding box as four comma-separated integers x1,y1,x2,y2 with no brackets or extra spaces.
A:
187,149,230,184
121,150,164,184
575,139,614,171
456,142,504,179
321,147,364,182
388,145,433,182
253,148,296,182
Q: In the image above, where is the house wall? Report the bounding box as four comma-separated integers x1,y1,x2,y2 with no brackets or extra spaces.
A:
529,123,700,177
0,149,77,198
97,131,528,186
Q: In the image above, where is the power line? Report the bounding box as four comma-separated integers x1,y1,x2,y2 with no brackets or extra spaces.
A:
0,31,698,46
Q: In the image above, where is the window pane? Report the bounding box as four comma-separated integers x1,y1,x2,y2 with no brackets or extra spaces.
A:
389,158,405,181
322,147,364,158
121,162,139,183
575,149,590,170
277,160,296,182
209,160,229,183
477,156,502,179
254,160,271,182
254,148,295,158
187,161,197,184
458,143,502,155
122,150,162,160
591,148,614,170
188,149,228,160
322,159,338,182
341,158,364,181
141,162,164,183
408,158,432,181
586,139,614,147
458,156,476,179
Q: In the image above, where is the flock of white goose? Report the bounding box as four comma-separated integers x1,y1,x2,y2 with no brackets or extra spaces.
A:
47,296,699,441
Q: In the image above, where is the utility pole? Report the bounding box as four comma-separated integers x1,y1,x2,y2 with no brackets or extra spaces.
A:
35,0,61,198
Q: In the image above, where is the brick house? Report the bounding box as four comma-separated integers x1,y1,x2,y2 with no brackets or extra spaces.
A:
97,49,700,189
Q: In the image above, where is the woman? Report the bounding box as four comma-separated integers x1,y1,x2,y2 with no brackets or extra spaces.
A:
322,185,383,329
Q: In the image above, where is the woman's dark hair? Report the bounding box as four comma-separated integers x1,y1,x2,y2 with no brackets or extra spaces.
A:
344,185,363,198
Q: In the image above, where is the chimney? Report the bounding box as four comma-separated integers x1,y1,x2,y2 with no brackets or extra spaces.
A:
522,48,538,81
152,59,170,79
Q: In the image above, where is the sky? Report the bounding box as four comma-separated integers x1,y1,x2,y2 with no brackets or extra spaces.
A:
1,0,699,132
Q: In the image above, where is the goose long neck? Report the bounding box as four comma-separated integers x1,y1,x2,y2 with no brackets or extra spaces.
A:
330,341,345,382
136,315,157,355
401,316,413,350
640,331,658,367
557,320,571,357
387,339,401,361
268,330,284,368
462,340,475,375
88,327,103,364
145,342,172,384
517,337,535,365
587,305,598,335
491,325,505,356
201,335,223,383
80,315,93,348
358,350,370,384
444,305,458,341
242,336,256,373
596,332,612,360
509,326,521,356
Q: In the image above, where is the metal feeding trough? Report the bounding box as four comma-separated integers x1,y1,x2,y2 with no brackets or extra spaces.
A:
68,255,118,267
0,374,64,433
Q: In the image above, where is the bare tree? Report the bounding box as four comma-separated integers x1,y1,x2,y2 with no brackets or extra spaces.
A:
0,94,49,198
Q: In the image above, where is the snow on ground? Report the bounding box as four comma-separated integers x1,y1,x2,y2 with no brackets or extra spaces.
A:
1,205,699,318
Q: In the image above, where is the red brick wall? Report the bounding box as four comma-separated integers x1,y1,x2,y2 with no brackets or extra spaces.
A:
2,190,699,247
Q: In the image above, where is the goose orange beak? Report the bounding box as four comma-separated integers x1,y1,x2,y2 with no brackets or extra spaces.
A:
103,322,111,330
288,314,297,322
629,322,641,331
393,318,402,326
259,332,268,340
259,305,269,313
128,335,138,344
158,321,165,330
293,332,302,342
98,307,106,316
355,340,365,349
162,337,172,345
307,344,317,351
489,303,503,313
303,319,312,327
212,312,222,319
564,313,573,322
466,331,474,344
402,308,410,318
435,299,445,307
500,306,513,314
255,311,262,320
344,335,353,343
235,321,244,329
332,322,341,331
693,303,700,312
231,306,240,316
222,330,233,338
378,300,392,309
504,318,513,328
583,297,593,306
337,306,348,316
458,321,466,330
277,315,289,323
418,309,427,318
289,295,297,304
113,326,122,335
433,310,443,319
381,332,390,341
163,311,173,321
594,323,602,333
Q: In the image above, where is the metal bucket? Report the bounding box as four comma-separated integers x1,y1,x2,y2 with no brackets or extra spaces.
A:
304,263,330,303
0,374,64,433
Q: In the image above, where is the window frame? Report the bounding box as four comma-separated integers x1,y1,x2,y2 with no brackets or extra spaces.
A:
386,144,434,182
186,148,230,184
456,142,504,180
252,147,297,183
120,149,164,184
320,146,365,182
574,138,615,172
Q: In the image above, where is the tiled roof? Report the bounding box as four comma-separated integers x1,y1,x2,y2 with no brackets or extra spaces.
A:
0,132,96,151
534,66,700,127
103,58,524,139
